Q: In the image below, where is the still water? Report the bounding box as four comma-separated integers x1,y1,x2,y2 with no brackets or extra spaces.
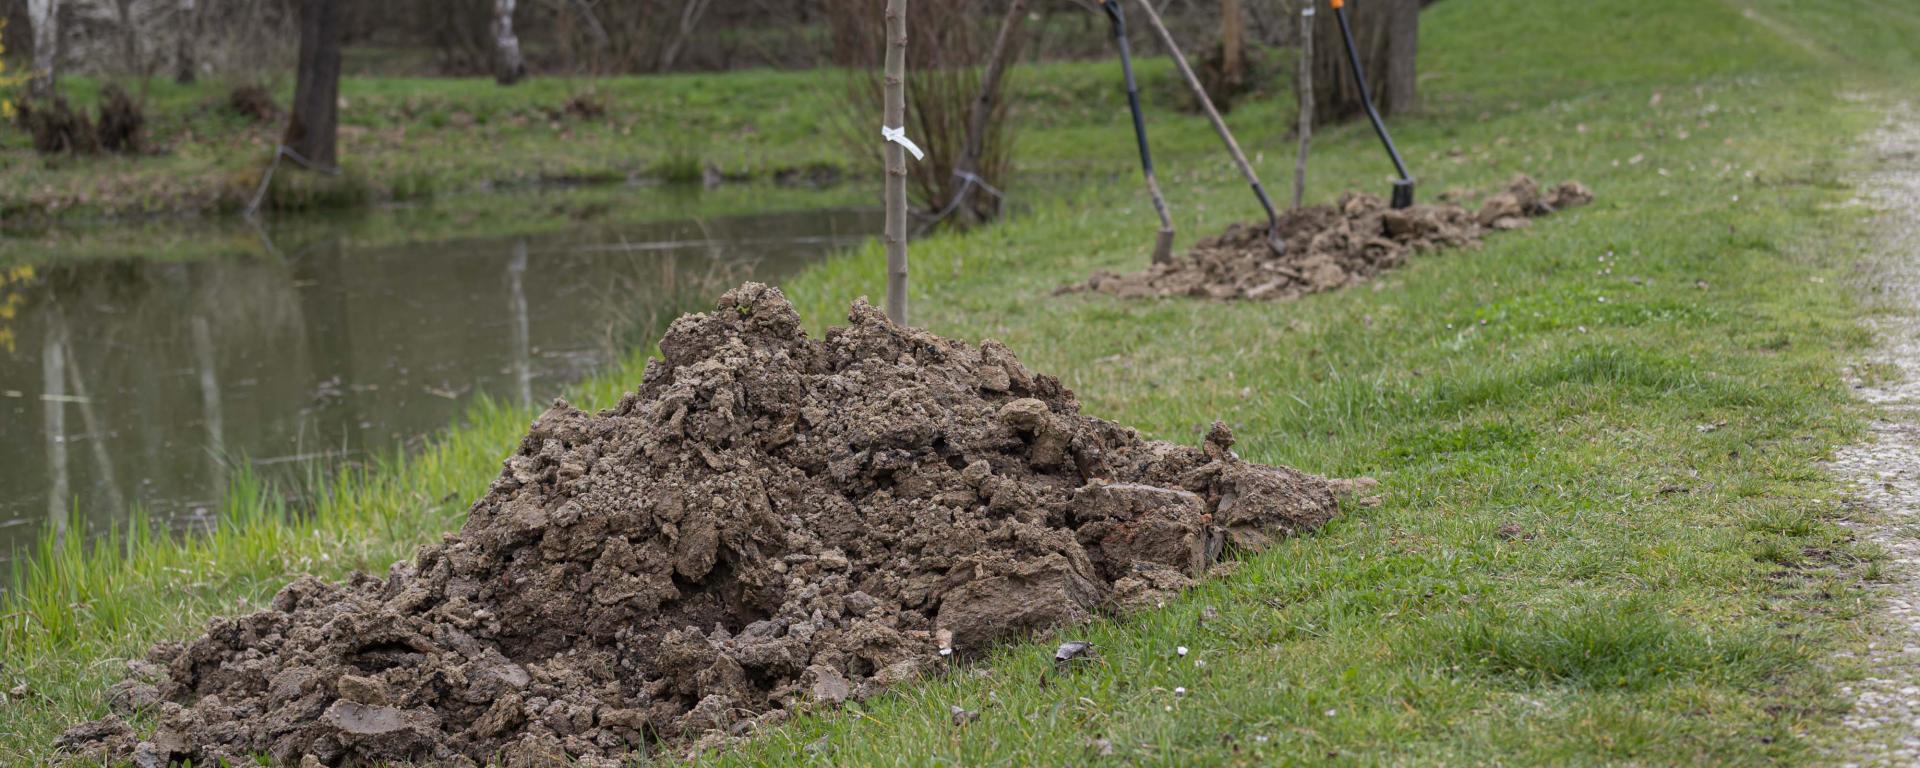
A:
0,205,880,563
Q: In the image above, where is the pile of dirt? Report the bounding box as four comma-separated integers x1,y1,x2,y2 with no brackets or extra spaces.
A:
59,283,1354,767
1065,175,1593,301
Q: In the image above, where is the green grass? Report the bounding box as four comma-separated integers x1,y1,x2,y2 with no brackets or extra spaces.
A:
6,0,1920,764
0,56,1187,223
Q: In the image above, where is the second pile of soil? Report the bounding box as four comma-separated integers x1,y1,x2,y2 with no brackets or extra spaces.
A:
61,283,1344,767
1066,175,1593,301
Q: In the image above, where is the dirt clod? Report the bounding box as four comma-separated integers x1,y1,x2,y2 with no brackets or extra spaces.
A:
59,283,1345,766
1066,176,1592,301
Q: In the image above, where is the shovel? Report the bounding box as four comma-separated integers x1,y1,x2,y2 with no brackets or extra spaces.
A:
1330,0,1416,208
1131,0,1285,256
1100,0,1177,264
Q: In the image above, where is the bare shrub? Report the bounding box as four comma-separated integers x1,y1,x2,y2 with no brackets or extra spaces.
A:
13,83,146,156
15,96,100,155
95,84,145,153
823,0,1019,225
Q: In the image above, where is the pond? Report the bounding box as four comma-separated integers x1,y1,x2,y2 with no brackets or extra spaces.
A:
0,195,880,567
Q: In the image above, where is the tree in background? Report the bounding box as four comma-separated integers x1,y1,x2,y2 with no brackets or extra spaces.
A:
1311,0,1417,123
25,0,55,97
283,0,340,169
176,0,200,83
1219,0,1243,93
492,0,524,84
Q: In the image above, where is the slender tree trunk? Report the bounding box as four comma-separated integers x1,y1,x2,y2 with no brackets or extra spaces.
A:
27,0,58,97
657,0,713,72
114,0,139,77
284,0,342,170
952,0,1029,224
175,0,199,83
1312,0,1418,123
882,0,909,326
1293,5,1314,209
1220,0,1243,90
492,0,525,84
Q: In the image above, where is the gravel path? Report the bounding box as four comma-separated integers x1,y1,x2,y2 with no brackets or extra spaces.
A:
1833,103,1920,767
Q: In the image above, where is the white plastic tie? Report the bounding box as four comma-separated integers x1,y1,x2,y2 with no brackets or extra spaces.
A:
881,125,925,161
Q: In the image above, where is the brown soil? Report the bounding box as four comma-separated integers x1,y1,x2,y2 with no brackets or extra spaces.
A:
1065,175,1593,301
59,284,1353,767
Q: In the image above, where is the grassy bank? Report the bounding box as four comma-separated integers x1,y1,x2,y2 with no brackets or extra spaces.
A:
5,0,1918,764
0,56,1202,224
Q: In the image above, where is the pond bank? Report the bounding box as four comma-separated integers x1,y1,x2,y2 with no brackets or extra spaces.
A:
0,200,879,562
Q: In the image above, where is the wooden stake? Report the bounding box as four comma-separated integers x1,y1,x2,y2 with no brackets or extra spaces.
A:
1293,5,1314,210
883,0,909,326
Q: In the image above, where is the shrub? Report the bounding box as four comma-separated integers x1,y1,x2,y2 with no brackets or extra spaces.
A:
823,0,1021,226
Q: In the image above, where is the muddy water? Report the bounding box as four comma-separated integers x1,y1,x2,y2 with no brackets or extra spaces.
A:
0,206,879,565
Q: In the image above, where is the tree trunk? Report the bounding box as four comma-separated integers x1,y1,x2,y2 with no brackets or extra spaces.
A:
284,0,342,170
175,0,198,84
27,0,58,97
1220,0,1243,90
1383,0,1418,112
882,0,908,326
113,0,139,77
492,0,525,84
1312,0,1418,124
1293,4,1313,209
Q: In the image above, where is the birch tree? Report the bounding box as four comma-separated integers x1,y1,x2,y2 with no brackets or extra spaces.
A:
176,0,199,83
492,0,525,84
27,0,58,97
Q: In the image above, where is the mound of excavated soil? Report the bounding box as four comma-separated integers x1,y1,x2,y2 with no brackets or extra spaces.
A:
60,283,1353,767
1066,175,1592,301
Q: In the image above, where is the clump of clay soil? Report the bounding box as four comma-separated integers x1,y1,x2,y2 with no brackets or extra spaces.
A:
1066,175,1593,301
60,283,1353,767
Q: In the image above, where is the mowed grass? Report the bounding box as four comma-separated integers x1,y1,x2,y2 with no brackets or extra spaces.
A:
5,0,1919,764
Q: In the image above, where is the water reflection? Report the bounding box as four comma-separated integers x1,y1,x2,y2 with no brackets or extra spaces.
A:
0,207,879,562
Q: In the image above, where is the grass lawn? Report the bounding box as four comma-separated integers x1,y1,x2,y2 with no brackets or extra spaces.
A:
6,0,1920,764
